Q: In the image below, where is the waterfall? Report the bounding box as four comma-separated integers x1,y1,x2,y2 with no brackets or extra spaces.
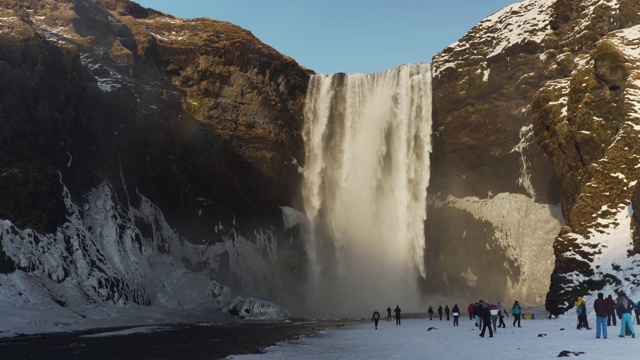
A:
301,63,432,316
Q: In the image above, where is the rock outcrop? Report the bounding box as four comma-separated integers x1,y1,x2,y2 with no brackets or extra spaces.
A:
0,0,310,239
429,0,640,314
0,0,311,320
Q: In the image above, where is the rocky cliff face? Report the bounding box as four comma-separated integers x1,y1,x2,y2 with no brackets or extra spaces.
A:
0,0,310,319
4,0,640,321
430,0,640,314
0,0,309,238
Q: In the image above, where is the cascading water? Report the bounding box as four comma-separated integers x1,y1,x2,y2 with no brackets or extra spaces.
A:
301,63,432,317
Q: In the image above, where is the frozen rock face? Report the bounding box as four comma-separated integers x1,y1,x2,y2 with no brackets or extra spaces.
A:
430,0,640,314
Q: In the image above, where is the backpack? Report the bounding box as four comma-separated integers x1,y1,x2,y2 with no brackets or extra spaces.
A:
618,298,629,314
606,300,614,312
579,303,586,315
512,304,521,315
489,305,499,316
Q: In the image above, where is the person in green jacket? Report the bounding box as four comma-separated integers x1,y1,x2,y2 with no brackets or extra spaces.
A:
512,300,522,327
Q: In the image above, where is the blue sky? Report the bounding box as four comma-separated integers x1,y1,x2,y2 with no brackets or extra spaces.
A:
133,0,517,74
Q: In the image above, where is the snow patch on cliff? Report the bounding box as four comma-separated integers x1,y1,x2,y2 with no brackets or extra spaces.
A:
575,0,622,34
609,25,640,121
560,205,640,303
434,0,555,76
510,125,537,199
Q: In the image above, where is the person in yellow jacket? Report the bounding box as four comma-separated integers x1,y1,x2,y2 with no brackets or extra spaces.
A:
576,296,591,329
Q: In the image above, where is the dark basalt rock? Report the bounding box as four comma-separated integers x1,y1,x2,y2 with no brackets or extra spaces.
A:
0,0,311,276
558,350,585,357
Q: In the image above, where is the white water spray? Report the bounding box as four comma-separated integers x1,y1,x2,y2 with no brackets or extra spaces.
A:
301,64,432,316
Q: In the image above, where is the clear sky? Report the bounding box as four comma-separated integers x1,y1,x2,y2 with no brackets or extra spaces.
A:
133,0,518,74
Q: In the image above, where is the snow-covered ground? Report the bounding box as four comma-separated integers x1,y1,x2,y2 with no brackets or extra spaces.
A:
228,308,639,360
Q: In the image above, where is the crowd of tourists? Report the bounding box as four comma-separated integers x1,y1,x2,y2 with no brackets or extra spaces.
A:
578,292,638,339
371,292,639,340
371,299,523,336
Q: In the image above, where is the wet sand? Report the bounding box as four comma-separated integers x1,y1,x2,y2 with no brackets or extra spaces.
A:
0,320,361,360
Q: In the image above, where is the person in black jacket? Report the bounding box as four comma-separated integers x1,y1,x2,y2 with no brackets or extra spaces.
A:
445,305,450,321
474,302,484,329
478,301,493,338
394,305,402,326
372,310,381,330
593,292,608,339
452,304,460,326
438,305,443,320
386,306,392,321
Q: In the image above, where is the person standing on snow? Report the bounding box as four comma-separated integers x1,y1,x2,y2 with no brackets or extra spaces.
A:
606,294,617,326
452,304,460,326
427,305,434,320
488,303,499,332
468,303,474,320
386,306,392,321
479,302,493,338
474,302,484,329
438,305,443,320
593,292,608,339
372,310,381,330
394,305,402,326
616,293,636,338
511,300,522,327
575,296,586,329
445,305,450,321
497,302,509,328
577,297,591,330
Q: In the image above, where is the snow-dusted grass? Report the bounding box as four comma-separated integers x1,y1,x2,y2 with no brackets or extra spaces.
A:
229,311,639,359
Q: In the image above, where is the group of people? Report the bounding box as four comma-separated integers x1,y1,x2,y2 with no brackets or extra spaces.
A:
465,300,522,338
371,299,523,335
371,292,640,341
582,292,639,339
427,304,461,325
372,305,402,329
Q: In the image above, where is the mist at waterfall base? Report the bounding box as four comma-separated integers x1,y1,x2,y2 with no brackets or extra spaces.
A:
299,64,432,318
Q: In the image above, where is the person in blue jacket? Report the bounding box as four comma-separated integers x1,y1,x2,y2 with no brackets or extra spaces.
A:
511,300,522,327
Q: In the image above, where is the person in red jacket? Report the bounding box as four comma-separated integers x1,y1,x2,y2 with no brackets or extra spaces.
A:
468,303,474,320
593,292,608,339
